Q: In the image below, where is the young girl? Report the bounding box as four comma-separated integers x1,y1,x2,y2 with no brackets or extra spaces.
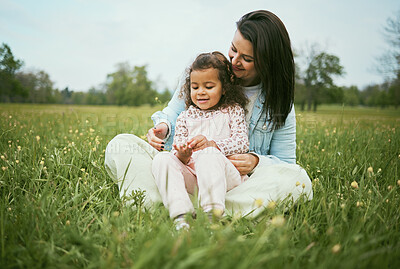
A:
152,51,249,229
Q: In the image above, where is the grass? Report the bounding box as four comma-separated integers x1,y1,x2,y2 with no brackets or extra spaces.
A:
0,103,399,268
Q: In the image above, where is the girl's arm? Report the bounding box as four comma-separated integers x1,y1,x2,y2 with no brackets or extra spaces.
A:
171,112,192,164
214,105,249,156
151,89,186,150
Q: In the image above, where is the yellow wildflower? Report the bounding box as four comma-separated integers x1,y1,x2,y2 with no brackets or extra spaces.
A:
267,201,276,209
296,181,300,187
367,167,373,173
351,181,359,189
35,135,40,141
254,198,263,208
331,244,341,253
271,215,285,227
1,167,7,171
0,155,5,160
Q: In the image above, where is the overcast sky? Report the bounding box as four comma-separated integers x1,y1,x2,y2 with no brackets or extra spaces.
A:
1,0,399,92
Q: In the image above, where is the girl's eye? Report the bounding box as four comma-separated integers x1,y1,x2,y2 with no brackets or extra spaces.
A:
192,87,198,90
206,86,214,89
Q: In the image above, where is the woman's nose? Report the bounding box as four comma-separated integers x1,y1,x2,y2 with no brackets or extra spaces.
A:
231,54,240,66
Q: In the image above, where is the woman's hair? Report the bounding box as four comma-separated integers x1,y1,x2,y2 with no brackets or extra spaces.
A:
180,51,248,111
237,10,295,130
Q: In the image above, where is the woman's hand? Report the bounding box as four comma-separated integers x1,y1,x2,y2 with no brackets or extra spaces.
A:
146,123,168,151
173,143,193,164
227,153,259,175
188,135,217,152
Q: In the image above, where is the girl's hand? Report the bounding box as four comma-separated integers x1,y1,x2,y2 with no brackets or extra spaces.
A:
227,153,259,175
188,135,217,151
173,143,193,164
146,123,168,151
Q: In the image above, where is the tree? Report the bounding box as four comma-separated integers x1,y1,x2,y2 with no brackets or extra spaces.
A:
105,63,158,106
0,43,26,102
380,10,400,108
343,86,360,106
16,69,56,103
303,50,345,111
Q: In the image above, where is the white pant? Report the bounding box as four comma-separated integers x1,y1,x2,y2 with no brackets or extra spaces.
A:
152,148,244,218
104,134,313,217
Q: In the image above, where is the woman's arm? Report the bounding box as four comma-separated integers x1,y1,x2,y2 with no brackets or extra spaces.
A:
150,89,186,150
228,106,296,175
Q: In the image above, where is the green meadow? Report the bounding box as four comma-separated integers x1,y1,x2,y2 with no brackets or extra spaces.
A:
1,104,399,268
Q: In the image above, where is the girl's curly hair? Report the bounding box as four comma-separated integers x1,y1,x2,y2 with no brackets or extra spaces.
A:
180,51,248,112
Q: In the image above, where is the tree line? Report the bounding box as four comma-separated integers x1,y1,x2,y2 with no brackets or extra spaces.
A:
0,43,171,106
1,11,399,109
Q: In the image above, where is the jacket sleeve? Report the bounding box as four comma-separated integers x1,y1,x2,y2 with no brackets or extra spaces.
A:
151,89,186,150
250,106,296,170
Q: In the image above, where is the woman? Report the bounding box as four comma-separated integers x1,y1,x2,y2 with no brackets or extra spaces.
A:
105,10,313,217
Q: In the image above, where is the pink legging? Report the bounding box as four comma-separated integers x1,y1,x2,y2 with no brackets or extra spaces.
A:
152,147,245,218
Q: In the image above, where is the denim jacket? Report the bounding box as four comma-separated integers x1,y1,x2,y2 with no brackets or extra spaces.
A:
151,87,296,168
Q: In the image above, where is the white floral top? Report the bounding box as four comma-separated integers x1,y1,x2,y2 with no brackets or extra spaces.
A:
173,105,249,156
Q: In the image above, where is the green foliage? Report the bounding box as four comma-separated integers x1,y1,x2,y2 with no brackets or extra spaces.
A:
105,63,163,106
303,50,345,111
1,104,399,268
0,43,26,102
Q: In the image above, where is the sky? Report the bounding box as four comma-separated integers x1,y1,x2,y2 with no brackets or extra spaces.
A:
1,0,399,92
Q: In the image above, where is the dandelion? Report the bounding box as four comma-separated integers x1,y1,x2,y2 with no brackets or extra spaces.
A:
377,168,382,173
254,198,263,208
331,244,341,254
267,201,276,209
1,167,7,171
1,155,4,160
388,185,393,191
40,161,44,165
66,220,70,226
351,181,359,189
35,135,40,142
321,148,325,152
8,207,11,212
367,166,373,173
368,189,372,194
112,211,120,217
15,160,19,164
271,215,285,227
340,203,345,209
43,167,47,171
356,201,363,207
92,147,96,152
212,208,223,217
80,168,85,172
17,146,21,151
386,199,389,203
397,180,400,186
296,181,300,187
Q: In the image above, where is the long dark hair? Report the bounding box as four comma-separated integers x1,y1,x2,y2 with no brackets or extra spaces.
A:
180,51,248,111
237,10,294,129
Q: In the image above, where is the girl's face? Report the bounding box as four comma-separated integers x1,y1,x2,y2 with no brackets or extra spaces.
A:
190,68,223,110
228,30,260,87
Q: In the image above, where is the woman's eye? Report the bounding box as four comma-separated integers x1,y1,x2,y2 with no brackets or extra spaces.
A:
231,46,237,53
243,57,253,63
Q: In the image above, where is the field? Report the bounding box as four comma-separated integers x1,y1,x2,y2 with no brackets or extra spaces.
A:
1,103,399,268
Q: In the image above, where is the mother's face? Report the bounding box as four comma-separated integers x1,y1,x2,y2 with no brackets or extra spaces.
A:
228,30,260,87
